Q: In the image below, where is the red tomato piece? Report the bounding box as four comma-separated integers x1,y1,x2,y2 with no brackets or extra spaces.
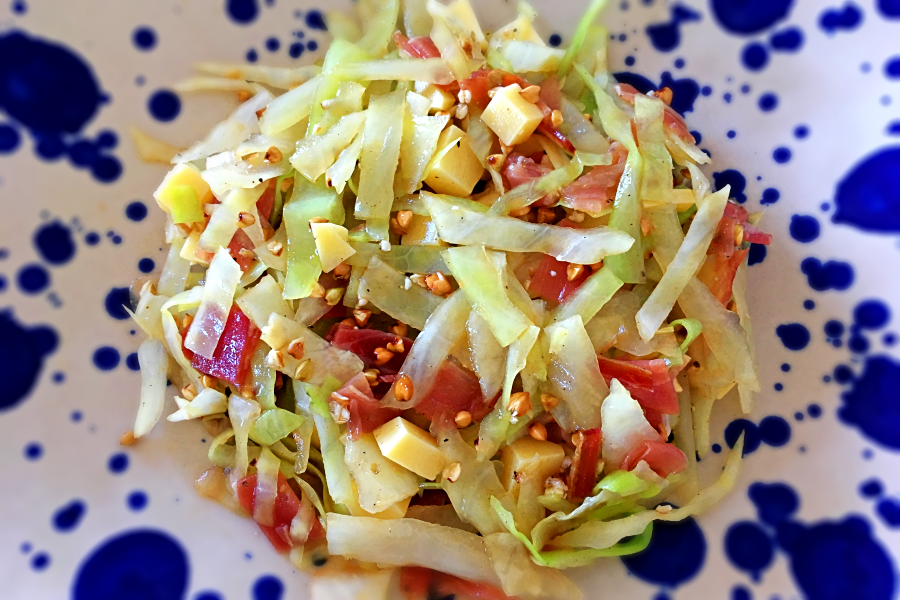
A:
337,372,402,440
503,153,552,189
235,473,302,553
614,83,695,143
559,143,628,214
331,326,413,373
697,247,750,306
433,573,517,600
228,229,256,272
191,305,260,388
596,356,680,415
460,68,498,110
393,32,441,59
400,567,434,600
256,179,277,223
415,360,493,422
529,254,589,305
621,440,688,477
568,428,602,499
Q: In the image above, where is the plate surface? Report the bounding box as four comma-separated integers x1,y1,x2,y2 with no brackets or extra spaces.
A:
2,0,899,598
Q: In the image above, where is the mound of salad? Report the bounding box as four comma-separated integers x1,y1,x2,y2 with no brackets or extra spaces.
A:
127,0,771,597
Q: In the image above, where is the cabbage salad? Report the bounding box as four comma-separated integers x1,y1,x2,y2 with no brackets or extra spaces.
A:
128,0,771,597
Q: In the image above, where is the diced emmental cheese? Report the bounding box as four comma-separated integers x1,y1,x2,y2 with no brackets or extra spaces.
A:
481,83,545,147
310,222,356,272
414,82,456,113
424,125,484,197
154,163,213,224
401,214,447,247
374,417,447,480
500,437,566,493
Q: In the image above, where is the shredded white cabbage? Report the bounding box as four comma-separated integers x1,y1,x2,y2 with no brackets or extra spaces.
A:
174,90,272,164
184,248,242,359
359,256,445,330
544,316,607,430
133,338,168,438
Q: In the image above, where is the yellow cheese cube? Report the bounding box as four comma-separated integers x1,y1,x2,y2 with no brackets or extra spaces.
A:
415,83,456,112
401,214,447,247
481,84,545,146
424,125,485,197
345,481,411,520
500,437,566,492
310,222,356,272
374,417,447,480
154,163,213,224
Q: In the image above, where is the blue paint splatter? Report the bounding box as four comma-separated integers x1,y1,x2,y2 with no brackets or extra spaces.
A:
758,93,778,111
226,0,259,24
776,323,810,350
306,40,319,52
613,72,656,94
34,221,75,265
885,57,900,79
621,516,706,588
132,27,157,51
0,122,20,152
749,482,799,526
104,287,132,320
93,346,120,371
773,147,792,163
247,49,258,63
800,258,854,291
125,352,140,371
727,130,736,139
724,521,774,581
289,42,305,59
24,442,43,460
549,34,562,47
748,244,766,266
725,419,762,455
760,188,780,205
838,355,900,449
108,453,129,474
149,90,181,122
1,311,58,412
126,201,147,222
17,264,50,293
731,586,752,600
196,593,224,600
879,0,900,17
759,416,791,446
71,410,82,421
659,71,700,114
819,3,864,34
770,27,804,51
253,575,285,600
73,530,189,600
53,500,86,532
808,404,822,418
645,4,701,52
31,552,50,571
265,37,280,52
12,0,26,14
876,499,900,526
742,43,769,71
789,215,820,242
861,479,884,498
138,258,155,274
888,121,900,135
854,300,890,330
713,170,747,203
127,491,148,511
85,232,100,245
711,0,793,34
624,55,636,66
305,10,327,30
833,147,900,233
825,320,845,338
794,124,810,139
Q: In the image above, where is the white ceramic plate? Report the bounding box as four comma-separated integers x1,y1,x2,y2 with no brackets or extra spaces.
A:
2,0,899,598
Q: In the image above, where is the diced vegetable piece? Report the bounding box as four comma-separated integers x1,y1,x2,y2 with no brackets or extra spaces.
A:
529,254,589,305
374,416,446,480
568,428,602,499
444,246,532,347
283,179,345,299
356,91,406,239
415,360,491,422
415,82,456,111
261,314,363,385
596,357,679,414
621,440,687,477
310,222,356,273
345,433,420,513
184,248,243,359
424,192,634,265
600,379,661,470
500,437,566,493
191,305,261,388
331,326,412,373
544,316,607,430
424,125,485,197
154,164,212,224
236,472,322,553
337,372,401,440
481,84,545,146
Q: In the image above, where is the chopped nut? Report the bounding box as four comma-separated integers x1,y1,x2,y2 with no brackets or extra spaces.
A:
540,393,560,411
202,374,218,389
655,504,674,514
266,349,285,370
309,282,326,299
396,210,413,231
582,112,593,122
571,430,584,448
329,400,350,424
455,410,473,428
409,274,429,289
536,207,556,224
363,369,380,384
237,90,252,103
654,87,673,106
140,280,157,296
379,240,392,252
425,271,452,296
238,248,256,259
455,103,469,120
567,210,585,223
237,211,256,228
508,391,532,417
325,287,345,306
224,69,242,80
589,261,604,272
287,339,305,360
487,153,507,171
528,421,548,441
309,216,329,225
266,239,284,256
255,107,266,119
264,146,283,164
390,217,405,236
386,338,405,353
294,359,314,382
509,206,532,218
333,262,351,279
458,89,473,104
181,384,198,401
280,177,294,192
120,431,137,446
567,263,585,281
352,309,372,327
330,391,350,407
390,322,408,337
340,318,358,329
394,374,414,402
374,347,395,366
435,110,451,118
734,224,745,246
545,476,569,496
442,461,462,483
550,109,564,128
520,85,541,104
